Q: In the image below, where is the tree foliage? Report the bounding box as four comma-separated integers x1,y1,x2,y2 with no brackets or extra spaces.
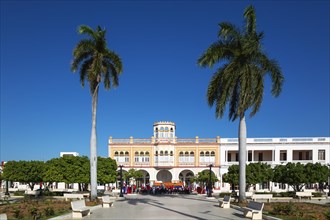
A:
193,170,218,189
223,165,239,187
273,162,330,191
223,163,274,190
97,157,117,184
3,160,44,190
124,168,143,181
246,162,273,188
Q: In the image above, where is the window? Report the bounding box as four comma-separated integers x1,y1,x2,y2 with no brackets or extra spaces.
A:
318,150,325,160
235,153,239,161
228,153,232,162
248,152,252,161
258,153,263,161
280,150,287,161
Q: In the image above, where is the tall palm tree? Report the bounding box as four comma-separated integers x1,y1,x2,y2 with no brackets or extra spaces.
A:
71,25,123,200
198,5,283,202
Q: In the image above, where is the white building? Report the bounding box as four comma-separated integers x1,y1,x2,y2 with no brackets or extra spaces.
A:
219,137,330,192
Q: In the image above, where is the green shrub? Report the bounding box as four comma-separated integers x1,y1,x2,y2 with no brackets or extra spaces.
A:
324,211,330,220
29,206,41,220
277,191,295,197
44,206,55,216
312,192,323,197
13,191,25,196
12,208,22,219
272,202,294,215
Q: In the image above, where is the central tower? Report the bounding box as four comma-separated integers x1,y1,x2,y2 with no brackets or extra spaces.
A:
153,121,176,143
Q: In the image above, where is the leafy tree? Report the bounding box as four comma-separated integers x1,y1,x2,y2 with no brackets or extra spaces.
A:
246,162,273,190
124,168,143,181
3,160,44,190
193,170,218,190
273,162,306,192
222,165,239,192
197,5,283,201
304,163,330,190
44,156,90,191
71,25,123,199
97,157,117,187
44,157,67,186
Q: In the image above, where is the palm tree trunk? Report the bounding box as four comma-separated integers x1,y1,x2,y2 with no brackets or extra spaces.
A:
90,86,99,200
238,115,247,202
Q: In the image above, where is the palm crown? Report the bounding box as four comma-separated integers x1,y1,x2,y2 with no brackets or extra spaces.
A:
198,5,284,121
71,25,123,94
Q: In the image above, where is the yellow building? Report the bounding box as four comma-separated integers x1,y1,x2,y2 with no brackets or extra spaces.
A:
108,121,221,188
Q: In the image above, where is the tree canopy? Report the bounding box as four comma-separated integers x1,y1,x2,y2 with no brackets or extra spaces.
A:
3,160,44,190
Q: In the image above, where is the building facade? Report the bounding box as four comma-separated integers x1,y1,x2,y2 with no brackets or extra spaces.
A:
108,121,330,192
108,121,221,188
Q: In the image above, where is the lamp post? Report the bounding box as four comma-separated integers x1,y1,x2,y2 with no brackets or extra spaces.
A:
119,165,124,197
208,164,213,197
5,180,9,196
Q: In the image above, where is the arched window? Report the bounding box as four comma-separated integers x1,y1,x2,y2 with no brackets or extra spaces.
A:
155,151,158,156
205,151,210,163
179,151,184,162
200,151,205,163
125,151,129,162
185,151,189,156
135,151,139,162
160,151,164,156
165,151,168,156
120,151,124,156
170,151,173,156
210,151,215,163
144,151,150,162
140,152,145,156
114,151,119,156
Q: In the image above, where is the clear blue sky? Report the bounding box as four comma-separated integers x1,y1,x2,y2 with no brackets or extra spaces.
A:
1,0,329,162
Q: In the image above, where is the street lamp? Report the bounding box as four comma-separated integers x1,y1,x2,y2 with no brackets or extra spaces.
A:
119,165,124,197
208,164,213,197
5,180,9,196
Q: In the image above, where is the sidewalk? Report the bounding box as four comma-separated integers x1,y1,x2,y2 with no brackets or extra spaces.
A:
51,194,246,220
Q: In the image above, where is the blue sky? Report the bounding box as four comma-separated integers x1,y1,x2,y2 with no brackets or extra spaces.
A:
1,0,329,162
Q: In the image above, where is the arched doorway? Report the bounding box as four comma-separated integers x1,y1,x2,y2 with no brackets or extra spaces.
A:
138,170,150,187
179,170,194,186
156,170,172,182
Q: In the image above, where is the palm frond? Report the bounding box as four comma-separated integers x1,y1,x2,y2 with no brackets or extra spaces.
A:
79,58,93,87
244,5,256,35
258,53,284,97
105,50,123,74
198,42,233,68
218,22,241,42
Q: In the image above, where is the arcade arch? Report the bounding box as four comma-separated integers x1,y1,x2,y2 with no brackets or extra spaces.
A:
156,170,172,182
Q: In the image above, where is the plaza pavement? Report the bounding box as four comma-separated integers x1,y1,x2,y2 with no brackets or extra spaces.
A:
51,194,246,220
50,194,330,220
